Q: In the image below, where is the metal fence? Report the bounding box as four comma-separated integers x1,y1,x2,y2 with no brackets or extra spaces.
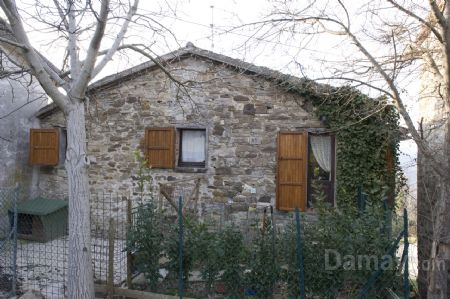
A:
122,195,411,299
0,186,412,299
0,187,18,298
0,187,135,298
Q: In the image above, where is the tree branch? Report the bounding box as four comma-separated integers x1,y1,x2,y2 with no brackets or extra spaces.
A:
387,0,443,43
391,30,398,81
0,135,11,142
0,0,69,111
0,96,42,119
91,0,139,79
423,48,444,79
67,1,80,79
71,0,110,97
313,76,395,98
118,44,190,92
428,0,447,29
52,0,69,30
0,36,27,49
343,24,447,178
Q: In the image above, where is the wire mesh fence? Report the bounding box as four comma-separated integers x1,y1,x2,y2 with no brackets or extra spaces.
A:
0,187,68,298
124,195,411,299
0,187,139,298
0,187,18,298
0,185,413,299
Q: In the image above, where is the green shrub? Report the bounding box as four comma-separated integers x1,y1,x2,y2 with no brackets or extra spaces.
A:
196,225,222,294
279,202,400,298
127,202,164,290
164,217,198,286
244,217,279,299
218,225,247,298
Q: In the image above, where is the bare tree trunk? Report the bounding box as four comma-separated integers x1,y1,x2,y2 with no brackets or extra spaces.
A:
427,190,450,298
427,116,450,299
66,100,94,299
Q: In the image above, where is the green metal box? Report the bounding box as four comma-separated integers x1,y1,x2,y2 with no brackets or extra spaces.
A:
9,198,68,242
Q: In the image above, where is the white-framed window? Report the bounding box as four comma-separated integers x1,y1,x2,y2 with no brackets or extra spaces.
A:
178,128,206,167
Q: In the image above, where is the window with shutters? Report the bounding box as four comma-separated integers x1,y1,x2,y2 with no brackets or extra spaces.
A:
29,128,60,166
277,131,335,212
144,128,175,168
178,128,206,168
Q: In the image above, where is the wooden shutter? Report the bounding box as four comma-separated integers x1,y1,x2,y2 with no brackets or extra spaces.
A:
276,131,308,211
29,128,59,166
145,128,175,168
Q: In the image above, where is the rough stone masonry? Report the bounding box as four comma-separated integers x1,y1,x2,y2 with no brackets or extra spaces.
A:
34,50,325,228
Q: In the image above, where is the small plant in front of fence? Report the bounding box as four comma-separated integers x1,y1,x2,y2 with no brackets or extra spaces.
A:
217,225,247,298
164,217,199,288
126,201,164,291
193,223,222,295
133,149,153,198
244,214,279,299
278,221,303,298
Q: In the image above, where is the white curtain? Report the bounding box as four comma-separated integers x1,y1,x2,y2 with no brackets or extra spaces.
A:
310,135,332,173
182,130,206,162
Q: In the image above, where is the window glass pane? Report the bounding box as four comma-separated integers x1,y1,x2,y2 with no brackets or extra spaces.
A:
310,135,332,177
181,130,205,163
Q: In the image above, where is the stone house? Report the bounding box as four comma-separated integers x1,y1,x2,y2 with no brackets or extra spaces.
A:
30,43,340,220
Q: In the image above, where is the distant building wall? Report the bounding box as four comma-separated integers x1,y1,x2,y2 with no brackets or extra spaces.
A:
0,51,46,190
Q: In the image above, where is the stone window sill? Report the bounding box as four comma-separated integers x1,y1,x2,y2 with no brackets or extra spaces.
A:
174,167,207,173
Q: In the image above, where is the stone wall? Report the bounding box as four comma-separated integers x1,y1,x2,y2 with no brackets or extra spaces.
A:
36,56,323,227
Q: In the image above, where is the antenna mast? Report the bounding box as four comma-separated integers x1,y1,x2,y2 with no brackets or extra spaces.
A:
210,5,214,50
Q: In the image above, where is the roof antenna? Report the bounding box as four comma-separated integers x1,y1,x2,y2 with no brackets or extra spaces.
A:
210,5,214,50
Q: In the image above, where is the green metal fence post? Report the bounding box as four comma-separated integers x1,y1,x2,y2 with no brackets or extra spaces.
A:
295,208,306,299
403,208,409,299
270,205,276,261
270,206,277,291
178,196,184,299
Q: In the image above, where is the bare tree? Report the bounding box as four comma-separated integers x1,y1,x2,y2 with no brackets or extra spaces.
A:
234,0,449,297
0,1,181,298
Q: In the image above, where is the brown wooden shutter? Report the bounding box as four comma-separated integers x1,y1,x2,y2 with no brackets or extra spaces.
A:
29,128,59,166
276,131,308,211
145,128,175,168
